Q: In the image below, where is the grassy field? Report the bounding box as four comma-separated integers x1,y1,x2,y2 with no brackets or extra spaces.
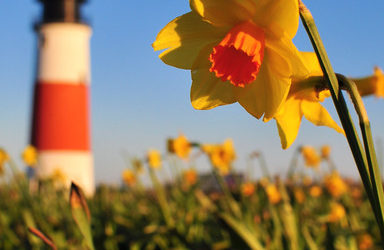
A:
0,142,380,249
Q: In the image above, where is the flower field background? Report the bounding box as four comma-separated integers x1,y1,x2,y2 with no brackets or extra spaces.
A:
1,0,384,249
0,141,380,249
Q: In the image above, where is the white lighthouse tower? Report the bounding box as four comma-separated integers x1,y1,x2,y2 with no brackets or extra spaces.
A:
31,0,94,195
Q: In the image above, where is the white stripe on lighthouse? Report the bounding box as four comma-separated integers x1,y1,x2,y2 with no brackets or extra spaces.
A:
36,151,94,193
38,23,91,84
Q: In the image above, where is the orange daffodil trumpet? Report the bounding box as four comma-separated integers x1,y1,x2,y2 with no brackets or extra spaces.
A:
153,0,316,122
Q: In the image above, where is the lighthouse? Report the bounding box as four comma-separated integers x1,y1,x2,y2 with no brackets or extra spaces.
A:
31,0,94,195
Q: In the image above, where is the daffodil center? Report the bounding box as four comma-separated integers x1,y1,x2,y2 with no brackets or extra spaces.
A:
209,21,265,88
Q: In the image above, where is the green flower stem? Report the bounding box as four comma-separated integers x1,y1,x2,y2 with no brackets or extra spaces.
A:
278,181,299,250
286,147,300,178
299,0,372,199
299,0,383,242
148,168,174,228
299,2,370,188
245,156,253,182
378,138,384,177
256,152,271,180
220,213,265,250
338,75,384,237
298,2,339,98
212,169,241,218
302,224,318,250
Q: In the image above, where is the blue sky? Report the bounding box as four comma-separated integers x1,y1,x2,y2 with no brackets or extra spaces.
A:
1,1,384,183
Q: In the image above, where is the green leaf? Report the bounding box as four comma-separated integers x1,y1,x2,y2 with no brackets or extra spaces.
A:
28,227,57,250
220,213,264,250
70,182,95,250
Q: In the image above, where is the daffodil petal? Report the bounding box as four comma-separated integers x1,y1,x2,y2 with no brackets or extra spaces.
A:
265,36,311,79
252,0,299,39
301,101,344,134
190,44,237,109
236,48,291,120
298,52,322,77
190,0,257,27
275,98,303,149
153,12,226,69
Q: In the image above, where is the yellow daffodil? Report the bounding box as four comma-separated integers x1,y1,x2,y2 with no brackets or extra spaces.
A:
302,176,312,186
0,148,10,175
320,145,331,159
328,202,346,223
266,184,281,204
301,146,321,168
353,66,384,98
259,177,269,188
147,149,162,169
22,145,38,167
294,188,306,204
153,0,315,121
241,182,255,197
51,168,67,185
309,185,322,198
324,171,347,198
168,134,191,160
183,169,198,186
358,233,374,250
122,169,136,187
202,139,236,175
274,53,344,149
351,186,362,200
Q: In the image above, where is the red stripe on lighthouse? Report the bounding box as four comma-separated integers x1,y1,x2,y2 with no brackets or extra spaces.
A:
32,82,90,151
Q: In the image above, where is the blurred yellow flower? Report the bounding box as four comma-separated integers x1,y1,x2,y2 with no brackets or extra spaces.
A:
153,0,317,121
22,145,38,167
183,169,198,186
351,186,362,200
147,150,162,169
168,134,191,160
0,148,10,171
294,188,306,204
354,66,384,98
51,168,67,185
131,158,144,175
266,184,281,204
273,53,343,149
122,169,136,187
328,203,346,223
357,233,373,250
241,182,255,197
202,139,236,175
301,146,321,168
320,145,331,159
324,171,347,198
302,176,312,186
309,185,322,198
259,177,270,188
